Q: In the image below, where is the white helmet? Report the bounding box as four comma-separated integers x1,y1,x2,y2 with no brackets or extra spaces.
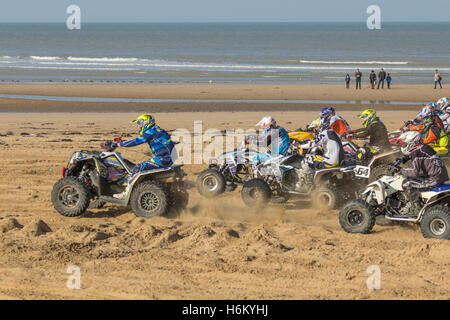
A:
399,131,422,155
256,116,276,129
437,97,450,111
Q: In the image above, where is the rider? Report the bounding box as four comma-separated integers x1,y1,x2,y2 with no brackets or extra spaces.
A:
436,97,450,133
299,122,345,170
250,116,291,174
397,131,449,214
350,109,392,152
112,114,175,199
319,106,351,136
407,103,445,131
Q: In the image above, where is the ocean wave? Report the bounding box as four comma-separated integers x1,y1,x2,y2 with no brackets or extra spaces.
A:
30,56,62,61
67,56,143,62
297,60,409,65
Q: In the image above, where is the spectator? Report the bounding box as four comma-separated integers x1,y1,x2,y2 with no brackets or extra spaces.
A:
377,68,386,89
345,74,351,89
369,70,377,89
386,73,392,89
435,69,443,89
355,68,362,89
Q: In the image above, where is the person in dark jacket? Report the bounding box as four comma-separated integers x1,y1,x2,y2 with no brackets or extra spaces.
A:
395,131,449,216
399,131,449,189
351,109,391,152
369,70,377,89
355,69,362,89
345,74,351,89
377,68,386,89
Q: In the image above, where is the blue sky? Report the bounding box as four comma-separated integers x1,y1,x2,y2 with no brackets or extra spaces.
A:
1,0,449,22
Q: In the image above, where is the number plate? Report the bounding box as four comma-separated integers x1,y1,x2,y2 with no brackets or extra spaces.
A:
354,165,371,178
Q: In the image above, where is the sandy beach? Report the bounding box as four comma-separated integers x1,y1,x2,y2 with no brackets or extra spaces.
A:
0,105,449,299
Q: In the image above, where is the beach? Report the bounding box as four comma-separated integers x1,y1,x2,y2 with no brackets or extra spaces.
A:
0,92,449,299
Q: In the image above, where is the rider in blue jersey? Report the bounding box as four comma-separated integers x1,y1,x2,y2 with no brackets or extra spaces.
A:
113,114,175,199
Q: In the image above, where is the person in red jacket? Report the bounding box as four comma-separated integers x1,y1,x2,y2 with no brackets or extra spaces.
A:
319,106,351,136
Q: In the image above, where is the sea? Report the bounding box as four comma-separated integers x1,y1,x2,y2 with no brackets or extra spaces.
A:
0,22,449,84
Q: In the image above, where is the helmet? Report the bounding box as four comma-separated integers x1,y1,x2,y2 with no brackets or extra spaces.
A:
307,117,321,132
256,116,276,129
437,97,450,111
399,131,422,155
320,106,335,122
133,114,155,135
358,109,376,128
416,104,436,121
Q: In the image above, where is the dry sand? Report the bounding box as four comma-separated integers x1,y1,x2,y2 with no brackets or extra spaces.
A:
0,110,449,300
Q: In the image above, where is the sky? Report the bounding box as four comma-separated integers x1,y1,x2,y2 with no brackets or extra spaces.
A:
0,0,449,23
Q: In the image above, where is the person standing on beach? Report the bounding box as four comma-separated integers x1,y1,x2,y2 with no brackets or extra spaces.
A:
369,70,377,89
345,74,351,89
355,69,362,89
386,73,392,88
435,69,443,89
377,68,386,89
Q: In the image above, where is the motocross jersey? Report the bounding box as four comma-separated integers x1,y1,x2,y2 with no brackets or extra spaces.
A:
353,117,391,152
119,124,175,165
300,129,344,167
327,115,351,136
254,125,290,156
439,105,450,133
401,144,449,188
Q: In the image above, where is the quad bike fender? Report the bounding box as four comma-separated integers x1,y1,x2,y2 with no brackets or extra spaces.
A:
367,149,402,168
416,192,450,222
312,168,342,186
362,181,386,205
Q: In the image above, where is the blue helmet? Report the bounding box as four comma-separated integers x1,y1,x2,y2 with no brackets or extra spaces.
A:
320,106,335,121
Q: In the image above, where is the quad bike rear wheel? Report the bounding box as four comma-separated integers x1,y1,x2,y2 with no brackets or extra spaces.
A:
196,168,226,197
420,205,450,239
51,177,90,217
241,178,271,208
339,200,376,234
312,186,338,210
130,181,169,218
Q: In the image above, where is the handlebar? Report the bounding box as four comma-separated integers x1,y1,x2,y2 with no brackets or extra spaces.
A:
101,140,118,152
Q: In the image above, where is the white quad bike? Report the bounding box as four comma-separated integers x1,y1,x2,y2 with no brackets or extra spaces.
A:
340,161,450,239
196,141,257,197
51,140,188,218
240,149,357,210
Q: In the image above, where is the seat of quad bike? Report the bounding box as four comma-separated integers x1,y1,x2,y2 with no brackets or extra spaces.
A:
431,184,450,192
122,159,136,172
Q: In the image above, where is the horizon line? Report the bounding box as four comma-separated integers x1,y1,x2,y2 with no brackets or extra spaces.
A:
1,20,450,24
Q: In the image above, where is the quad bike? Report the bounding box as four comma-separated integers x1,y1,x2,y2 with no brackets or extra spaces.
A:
196,130,314,198
196,141,257,197
343,132,402,183
339,160,450,239
51,139,188,218
240,148,358,210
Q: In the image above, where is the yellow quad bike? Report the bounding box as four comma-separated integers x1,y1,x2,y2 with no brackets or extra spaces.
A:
288,131,314,153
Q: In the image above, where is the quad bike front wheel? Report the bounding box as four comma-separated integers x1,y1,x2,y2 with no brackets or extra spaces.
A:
241,178,271,208
339,200,376,234
311,186,338,210
130,181,169,218
420,205,450,239
196,168,226,197
51,177,90,217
